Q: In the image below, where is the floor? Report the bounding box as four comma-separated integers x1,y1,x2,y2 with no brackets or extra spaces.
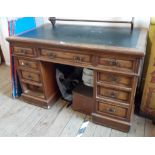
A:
0,64,155,137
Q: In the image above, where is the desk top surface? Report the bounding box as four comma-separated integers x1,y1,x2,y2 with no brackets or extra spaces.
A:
19,24,141,47
7,23,148,56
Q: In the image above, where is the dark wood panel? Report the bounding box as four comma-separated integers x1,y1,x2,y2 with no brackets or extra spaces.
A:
39,62,59,100
72,84,93,115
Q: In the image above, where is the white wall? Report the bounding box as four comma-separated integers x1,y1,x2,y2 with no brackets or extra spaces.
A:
0,17,151,66
0,17,45,66
134,17,150,28
0,17,10,65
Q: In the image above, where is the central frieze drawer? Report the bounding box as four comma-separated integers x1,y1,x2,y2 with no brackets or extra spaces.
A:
98,56,134,72
97,72,132,88
21,71,41,82
97,86,130,102
40,49,92,64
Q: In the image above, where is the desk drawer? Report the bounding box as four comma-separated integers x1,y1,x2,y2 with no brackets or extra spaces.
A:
18,59,38,69
22,83,45,99
21,71,41,82
40,49,91,65
97,72,132,88
98,57,134,72
97,86,130,102
97,101,128,118
14,47,35,57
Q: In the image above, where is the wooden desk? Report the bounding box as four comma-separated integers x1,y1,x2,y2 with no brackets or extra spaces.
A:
6,23,147,132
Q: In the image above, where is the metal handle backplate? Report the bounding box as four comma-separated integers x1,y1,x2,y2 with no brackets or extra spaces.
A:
107,107,116,113
48,53,56,59
109,59,118,66
73,56,83,63
110,91,118,98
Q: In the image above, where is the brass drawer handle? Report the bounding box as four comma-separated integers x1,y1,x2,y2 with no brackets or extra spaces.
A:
107,107,116,113
48,53,56,59
73,56,83,63
21,62,31,67
109,75,117,82
25,62,30,67
109,59,119,66
20,49,27,54
110,91,118,98
28,75,32,79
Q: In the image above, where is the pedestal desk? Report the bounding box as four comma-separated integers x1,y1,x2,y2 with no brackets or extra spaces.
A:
6,23,147,132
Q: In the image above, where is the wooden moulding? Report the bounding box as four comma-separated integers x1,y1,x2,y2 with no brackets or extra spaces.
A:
22,91,59,109
92,113,131,132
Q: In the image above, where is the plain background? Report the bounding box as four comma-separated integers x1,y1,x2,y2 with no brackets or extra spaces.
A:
0,0,154,155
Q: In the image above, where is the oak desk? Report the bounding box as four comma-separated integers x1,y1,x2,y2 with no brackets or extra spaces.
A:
6,23,147,132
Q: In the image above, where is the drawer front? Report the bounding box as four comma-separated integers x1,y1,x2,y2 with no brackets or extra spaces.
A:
97,86,130,102
18,59,38,69
14,47,35,57
21,71,41,82
98,101,127,118
22,83,45,99
40,49,91,64
98,57,134,71
97,72,132,87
